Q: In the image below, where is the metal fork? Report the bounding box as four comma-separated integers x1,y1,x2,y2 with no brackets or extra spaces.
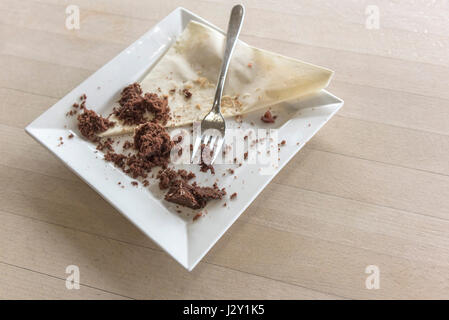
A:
191,4,245,165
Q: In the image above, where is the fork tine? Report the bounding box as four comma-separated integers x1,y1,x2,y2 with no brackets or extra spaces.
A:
211,137,224,164
203,134,211,146
191,134,203,163
209,135,218,149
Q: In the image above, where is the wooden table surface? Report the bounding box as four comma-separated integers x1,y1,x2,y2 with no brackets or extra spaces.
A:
1,0,449,299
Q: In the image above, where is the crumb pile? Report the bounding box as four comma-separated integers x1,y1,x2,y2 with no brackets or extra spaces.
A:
114,83,170,125
103,122,173,179
157,168,195,190
74,86,227,211
96,138,115,152
133,122,173,166
77,108,115,142
75,95,115,142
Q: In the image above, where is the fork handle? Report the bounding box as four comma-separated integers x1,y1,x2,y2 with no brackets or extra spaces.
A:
212,4,245,113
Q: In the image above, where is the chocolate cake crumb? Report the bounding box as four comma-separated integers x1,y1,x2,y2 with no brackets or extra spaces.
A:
104,152,127,169
125,155,153,178
174,135,183,144
165,180,226,209
114,83,170,125
200,162,215,174
193,213,202,221
96,138,115,152
77,107,115,142
261,110,277,123
177,169,196,181
143,180,149,187
133,122,173,168
131,181,138,186
157,168,195,190
230,192,237,200
165,181,200,209
182,88,192,99
122,140,134,150
68,133,74,139
244,152,248,160
157,168,179,189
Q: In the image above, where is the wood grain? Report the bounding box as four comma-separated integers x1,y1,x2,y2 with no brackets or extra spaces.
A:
1,0,449,299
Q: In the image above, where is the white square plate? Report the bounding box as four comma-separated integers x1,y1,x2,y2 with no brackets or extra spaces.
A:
25,7,343,270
